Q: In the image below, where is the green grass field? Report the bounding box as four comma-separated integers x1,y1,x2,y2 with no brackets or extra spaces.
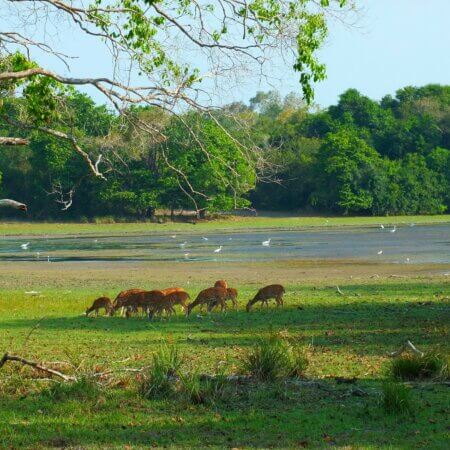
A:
0,258,449,449
1,213,449,235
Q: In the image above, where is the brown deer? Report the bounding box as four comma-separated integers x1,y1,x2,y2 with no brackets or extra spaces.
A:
112,289,146,316
147,290,190,319
226,287,238,307
187,287,228,315
246,284,285,312
161,287,187,295
214,280,228,289
85,296,114,317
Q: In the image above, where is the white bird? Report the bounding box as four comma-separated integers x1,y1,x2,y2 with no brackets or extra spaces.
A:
214,246,223,253
179,241,187,248
35,252,40,259
390,226,397,233
202,236,208,241
377,250,383,255
228,237,233,241
21,242,30,249
184,253,190,259
47,256,51,262
262,238,271,246
171,235,176,239
93,239,98,243
25,291,40,296
406,257,410,263
380,224,384,229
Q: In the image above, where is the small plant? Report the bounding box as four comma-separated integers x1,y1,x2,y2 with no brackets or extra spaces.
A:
138,345,183,399
43,376,99,401
381,380,413,415
181,373,228,405
241,336,308,381
389,352,449,381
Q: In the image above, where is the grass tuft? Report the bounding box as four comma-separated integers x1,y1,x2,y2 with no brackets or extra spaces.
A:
138,345,184,399
381,380,413,415
43,376,100,401
181,373,228,405
241,335,308,381
389,352,449,381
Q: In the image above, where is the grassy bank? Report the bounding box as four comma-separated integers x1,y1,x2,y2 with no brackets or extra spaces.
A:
1,213,449,236
0,259,448,448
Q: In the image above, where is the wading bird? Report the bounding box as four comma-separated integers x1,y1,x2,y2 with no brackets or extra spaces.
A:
21,242,30,250
262,238,271,246
214,246,223,253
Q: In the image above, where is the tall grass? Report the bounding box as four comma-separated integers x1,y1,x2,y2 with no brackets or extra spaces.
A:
381,380,413,415
241,336,308,381
138,345,184,399
389,352,449,381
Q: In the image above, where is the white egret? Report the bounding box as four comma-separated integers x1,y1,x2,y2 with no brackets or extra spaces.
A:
262,238,271,246
380,224,384,229
171,235,176,239
377,250,383,255
390,226,397,233
202,237,208,241
180,241,187,248
214,246,223,253
20,242,30,249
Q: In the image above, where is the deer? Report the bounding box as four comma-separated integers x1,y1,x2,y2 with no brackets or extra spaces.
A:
147,290,190,319
246,284,285,312
187,287,228,315
214,280,228,289
226,287,238,307
112,288,146,316
85,296,114,317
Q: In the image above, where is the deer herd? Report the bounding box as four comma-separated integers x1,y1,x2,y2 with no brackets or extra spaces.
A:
85,281,286,320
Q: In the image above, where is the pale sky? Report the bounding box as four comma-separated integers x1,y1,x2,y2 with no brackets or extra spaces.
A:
3,0,449,108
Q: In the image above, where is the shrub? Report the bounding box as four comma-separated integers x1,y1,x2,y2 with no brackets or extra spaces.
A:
241,336,308,381
389,352,449,381
138,345,183,399
181,373,228,405
381,380,413,415
43,376,99,401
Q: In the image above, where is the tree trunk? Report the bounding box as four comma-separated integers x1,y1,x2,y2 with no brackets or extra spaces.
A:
0,137,29,146
198,209,207,220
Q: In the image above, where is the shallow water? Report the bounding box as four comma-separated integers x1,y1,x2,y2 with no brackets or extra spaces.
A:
0,224,449,264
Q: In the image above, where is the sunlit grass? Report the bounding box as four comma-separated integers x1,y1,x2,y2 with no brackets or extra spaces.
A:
0,213,449,235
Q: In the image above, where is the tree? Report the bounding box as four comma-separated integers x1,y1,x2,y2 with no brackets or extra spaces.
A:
0,0,352,206
311,129,382,214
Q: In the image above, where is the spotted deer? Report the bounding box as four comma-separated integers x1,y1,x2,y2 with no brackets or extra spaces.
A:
246,284,285,312
187,287,228,315
85,296,114,317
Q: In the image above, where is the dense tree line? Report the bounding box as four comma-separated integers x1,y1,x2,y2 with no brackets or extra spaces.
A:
0,84,449,219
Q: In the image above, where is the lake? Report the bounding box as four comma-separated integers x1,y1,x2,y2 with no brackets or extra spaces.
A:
1,223,449,265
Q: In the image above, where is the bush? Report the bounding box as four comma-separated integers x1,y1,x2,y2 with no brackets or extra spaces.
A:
241,336,308,381
381,380,413,415
181,373,228,405
43,376,99,401
389,352,449,381
138,345,184,399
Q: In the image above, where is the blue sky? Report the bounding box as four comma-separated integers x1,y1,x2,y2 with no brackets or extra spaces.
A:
5,0,449,108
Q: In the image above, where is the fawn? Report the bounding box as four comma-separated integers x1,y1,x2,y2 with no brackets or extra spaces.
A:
187,287,228,315
246,284,285,312
85,296,114,317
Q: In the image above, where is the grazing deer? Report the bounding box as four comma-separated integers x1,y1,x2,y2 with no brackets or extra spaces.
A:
187,287,228,315
147,290,190,319
85,296,114,317
246,284,285,312
214,280,228,289
112,289,146,316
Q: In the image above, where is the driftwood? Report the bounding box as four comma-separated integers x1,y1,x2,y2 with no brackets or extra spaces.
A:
388,340,424,357
0,353,77,382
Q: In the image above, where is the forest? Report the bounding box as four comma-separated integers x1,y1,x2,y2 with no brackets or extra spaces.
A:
1,83,449,219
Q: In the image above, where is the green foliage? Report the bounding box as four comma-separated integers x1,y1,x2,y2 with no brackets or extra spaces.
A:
381,380,413,415
389,353,449,381
138,345,184,399
241,335,308,381
43,376,100,401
